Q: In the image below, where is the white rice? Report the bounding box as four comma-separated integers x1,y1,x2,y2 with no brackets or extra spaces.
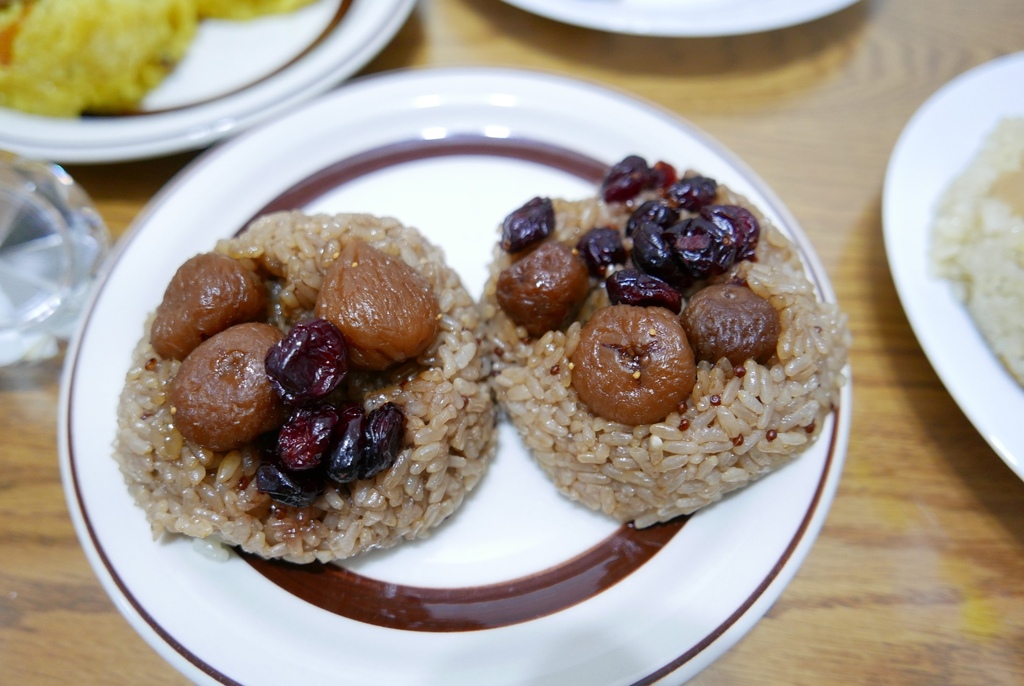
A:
931,117,1024,385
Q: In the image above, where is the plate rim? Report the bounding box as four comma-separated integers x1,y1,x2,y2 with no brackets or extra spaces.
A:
498,0,861,37
59,65,852,684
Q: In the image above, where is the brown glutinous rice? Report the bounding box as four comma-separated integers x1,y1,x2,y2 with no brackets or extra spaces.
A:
114,212,497,563
482,185,849,528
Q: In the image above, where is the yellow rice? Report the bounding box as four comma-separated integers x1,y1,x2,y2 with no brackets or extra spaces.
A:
0,0,197,116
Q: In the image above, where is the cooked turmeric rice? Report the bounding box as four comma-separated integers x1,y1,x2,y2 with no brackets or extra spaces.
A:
0,0,321,117
0,0,197,116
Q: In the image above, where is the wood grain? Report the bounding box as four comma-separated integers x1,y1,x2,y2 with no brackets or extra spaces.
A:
2,0,1023,683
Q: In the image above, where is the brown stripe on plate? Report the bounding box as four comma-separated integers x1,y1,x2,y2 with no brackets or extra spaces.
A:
248,134,611,220
97,0,353,117
237,134,687,631
244,520,683,632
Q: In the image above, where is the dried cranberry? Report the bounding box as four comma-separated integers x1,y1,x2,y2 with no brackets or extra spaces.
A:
630,221,693,290
601,155,654,203
606,269,683,313
650,161,679,191
256,460,324,508
625,199,679,236
501,197,554,253
667,175,718,212
360,402,405,480
700,204,760,261
277,405,339,471
669,216,738,280
325,403,366,484
576,227,626,277
265,319,347,405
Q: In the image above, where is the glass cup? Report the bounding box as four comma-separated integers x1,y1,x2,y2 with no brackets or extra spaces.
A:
0,150,110,366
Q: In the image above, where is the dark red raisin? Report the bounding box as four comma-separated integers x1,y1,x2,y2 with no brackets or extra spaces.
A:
265,319,347,405
256,460,324,508
606,269,683,313
667,175,718,212
360,402,405,480
277,405,339,471
576,227,626,277
700,204,761,261
501,197,554,253
669,216,737,280
625,200,679,236
601,155,654,203
325,403,366,484
631,221,693,290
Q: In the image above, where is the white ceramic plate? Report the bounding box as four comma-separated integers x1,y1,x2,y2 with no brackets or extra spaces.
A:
883,52,1024,481
59,67,851,685
0,0,414,164
499,0,860,37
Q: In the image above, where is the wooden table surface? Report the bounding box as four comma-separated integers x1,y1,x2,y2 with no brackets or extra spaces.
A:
3,0,1023,683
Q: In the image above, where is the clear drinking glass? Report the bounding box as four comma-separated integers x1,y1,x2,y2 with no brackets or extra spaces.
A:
0,150,110,366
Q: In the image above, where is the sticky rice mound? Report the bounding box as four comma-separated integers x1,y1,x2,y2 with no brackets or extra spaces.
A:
483,183,849,528
114,212,497,564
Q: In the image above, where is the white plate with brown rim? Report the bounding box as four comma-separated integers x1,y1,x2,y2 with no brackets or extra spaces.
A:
59,67,851,685
499,0,861,37
883,51,1024,481
0,0,414,164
